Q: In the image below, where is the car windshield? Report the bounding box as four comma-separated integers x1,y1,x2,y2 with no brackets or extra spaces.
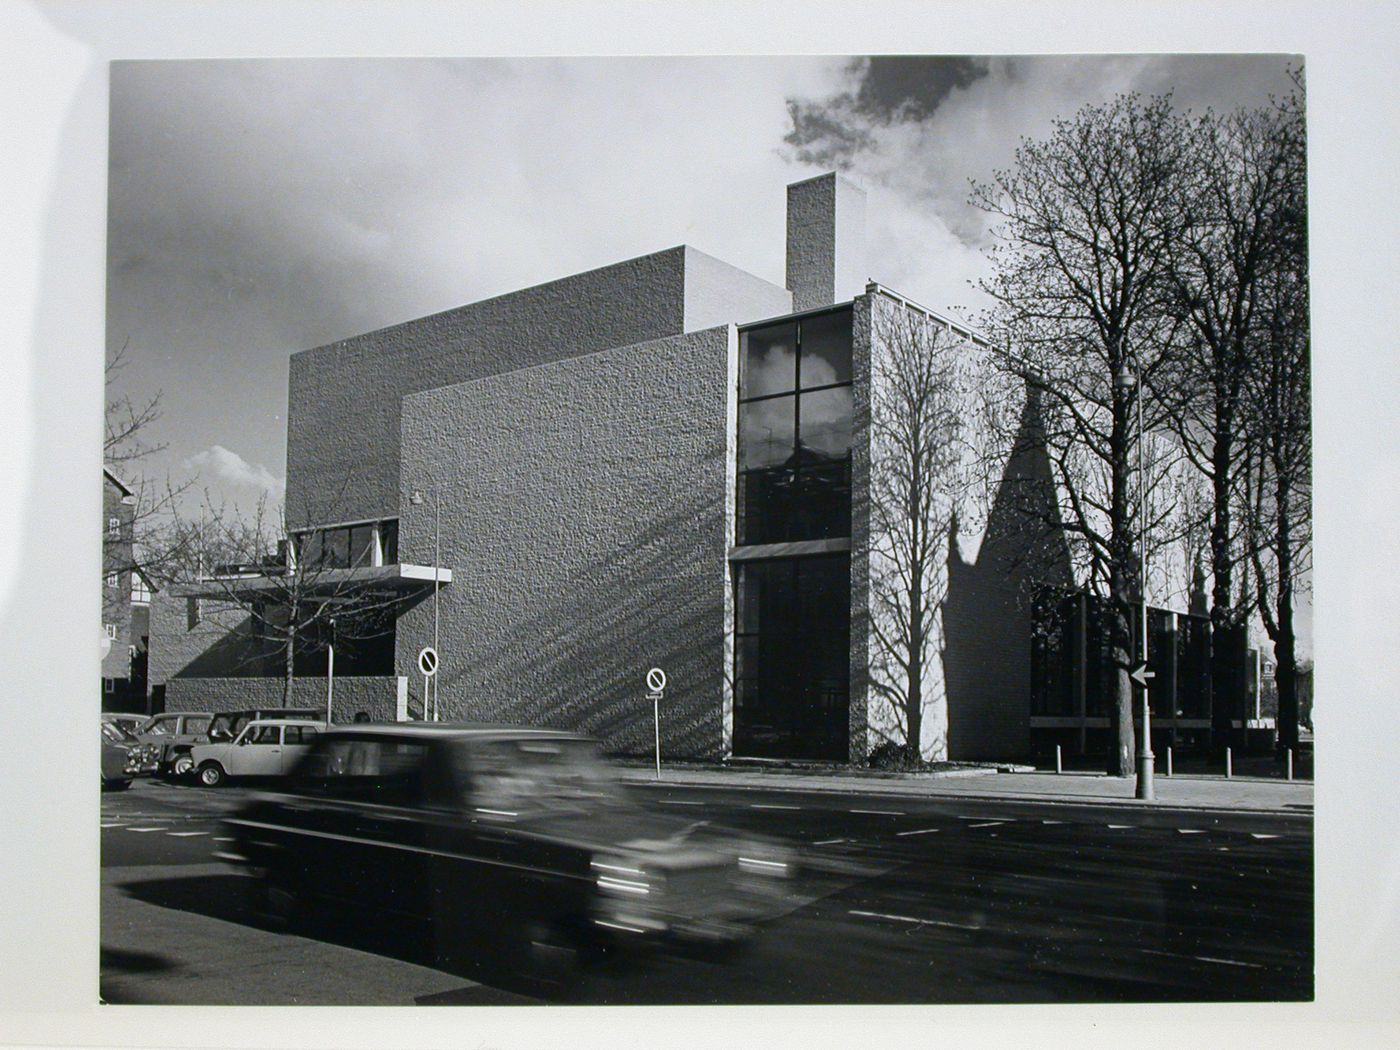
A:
459,737,627,816
101,722,135,743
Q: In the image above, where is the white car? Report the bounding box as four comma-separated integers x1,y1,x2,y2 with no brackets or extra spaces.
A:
189,719,328,787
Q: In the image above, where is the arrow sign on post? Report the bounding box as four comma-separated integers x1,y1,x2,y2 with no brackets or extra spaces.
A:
1129,663,1155,689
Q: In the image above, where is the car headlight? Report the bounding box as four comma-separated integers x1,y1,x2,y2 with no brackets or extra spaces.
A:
590,855,668,934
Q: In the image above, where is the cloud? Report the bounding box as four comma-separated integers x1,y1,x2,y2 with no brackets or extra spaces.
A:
185,445,284,499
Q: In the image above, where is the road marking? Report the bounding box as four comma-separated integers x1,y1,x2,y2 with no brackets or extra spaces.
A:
1250,833,1281,840
850,809,905,816
895,827,941,837
1139,948,1264,969
100,823,126,829
127,826,168,833
813,838,848,846
1177,829,1207,834
214,837,236,843
1107,824,1135,830
167,831,209,837
1041,819,1065,825
849,909,980,931
750,804,801,811
966,821,1005,829
657,800,704,806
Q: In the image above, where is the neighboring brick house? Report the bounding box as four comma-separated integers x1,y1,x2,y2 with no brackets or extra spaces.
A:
101,467,136,707
149,171,1180,763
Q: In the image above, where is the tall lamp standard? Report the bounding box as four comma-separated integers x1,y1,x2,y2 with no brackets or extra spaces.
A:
409,489,441,721
1115,360,1154,801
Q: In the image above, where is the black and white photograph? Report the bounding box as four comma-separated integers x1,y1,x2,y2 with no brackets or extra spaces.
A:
3,2,1398,1047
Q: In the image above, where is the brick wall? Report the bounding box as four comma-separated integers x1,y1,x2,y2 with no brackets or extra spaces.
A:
398,325,734,758
101,474,134,683
286,247,788,530
164,675,405,721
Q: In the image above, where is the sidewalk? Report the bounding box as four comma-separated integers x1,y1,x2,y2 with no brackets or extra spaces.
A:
617,762,1313,816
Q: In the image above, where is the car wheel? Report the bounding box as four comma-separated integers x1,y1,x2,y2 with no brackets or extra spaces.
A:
171,753,195,777
198,762,226,787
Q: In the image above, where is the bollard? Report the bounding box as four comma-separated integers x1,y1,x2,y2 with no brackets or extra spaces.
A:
1055,744,1062,774
1287,748,1294,781
1166,746,1173,778
1225,747,1233,779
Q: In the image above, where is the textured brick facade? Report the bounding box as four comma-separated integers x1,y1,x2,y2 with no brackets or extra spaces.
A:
286,247,788,529
101,471,135,685
164,675,405,721
786,174,866,313
398,326,735,758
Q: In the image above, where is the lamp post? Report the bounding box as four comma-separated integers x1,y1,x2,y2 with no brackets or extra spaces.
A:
410,489,441,721
1115,360,1154,801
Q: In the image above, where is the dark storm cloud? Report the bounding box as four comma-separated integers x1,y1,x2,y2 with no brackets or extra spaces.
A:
784,56,988,165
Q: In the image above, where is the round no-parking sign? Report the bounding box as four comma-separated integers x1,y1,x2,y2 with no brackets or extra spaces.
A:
418,647,439,677
646,667,667,693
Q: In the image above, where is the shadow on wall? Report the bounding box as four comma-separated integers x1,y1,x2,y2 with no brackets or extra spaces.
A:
942,391,1074,762
429,441,731,761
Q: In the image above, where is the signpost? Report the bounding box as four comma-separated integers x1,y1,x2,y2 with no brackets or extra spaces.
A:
418,646,438,722
646,667,666,780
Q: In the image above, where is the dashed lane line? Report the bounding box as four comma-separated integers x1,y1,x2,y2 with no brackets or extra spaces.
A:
850,909,981,932
850,809,905,816
1177,828,1207,835
657,800,704,806
813,838,848,846
167,831,209,838
750,804,802,811
126,826,169,833
1250,833,1282,840
895,827,941,837
100,823,127,829
1041,819,1065,825
966,821,1006,829
1107,824,1135,830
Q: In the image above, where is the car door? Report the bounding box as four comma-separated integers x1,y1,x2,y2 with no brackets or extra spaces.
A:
279,725,321,774
231,724,283,776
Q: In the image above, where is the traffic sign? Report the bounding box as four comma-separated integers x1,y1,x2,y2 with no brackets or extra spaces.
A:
418,647,439,677
646,667,667,693
1129,663,1155,688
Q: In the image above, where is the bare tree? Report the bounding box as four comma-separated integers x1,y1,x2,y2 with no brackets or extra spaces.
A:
866,300,977,762
970,94,1190,776
1241,80,1311,751
1161,92,1307,735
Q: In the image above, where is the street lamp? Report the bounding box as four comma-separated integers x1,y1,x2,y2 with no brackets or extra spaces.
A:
1115,361,1154,801
409,489,441,722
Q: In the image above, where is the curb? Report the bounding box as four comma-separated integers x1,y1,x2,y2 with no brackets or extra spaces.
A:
618,771,1313,820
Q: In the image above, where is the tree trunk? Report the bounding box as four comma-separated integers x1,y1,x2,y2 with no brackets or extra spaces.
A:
283,621,296,707
1108,375,1135,778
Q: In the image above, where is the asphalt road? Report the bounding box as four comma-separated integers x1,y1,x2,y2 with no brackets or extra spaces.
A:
100,777,1312,1005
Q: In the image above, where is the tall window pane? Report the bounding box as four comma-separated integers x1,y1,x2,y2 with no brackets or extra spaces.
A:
798,310,853,389
741,321,797,400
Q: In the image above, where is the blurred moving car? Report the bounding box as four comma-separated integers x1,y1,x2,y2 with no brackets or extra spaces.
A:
189,718,328,787
217,723,795,986
132,711,215,778
101,721,146,790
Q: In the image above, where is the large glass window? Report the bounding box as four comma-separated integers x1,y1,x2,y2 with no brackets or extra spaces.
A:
737,308,853,545
294,518,398,569
733,555,850,760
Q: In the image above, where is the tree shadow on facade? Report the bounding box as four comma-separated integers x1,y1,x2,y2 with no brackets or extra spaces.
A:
942,391,1074,761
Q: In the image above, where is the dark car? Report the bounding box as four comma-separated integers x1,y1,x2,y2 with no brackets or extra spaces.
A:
133,711,215,777
217,723,794,987
101,722,144,790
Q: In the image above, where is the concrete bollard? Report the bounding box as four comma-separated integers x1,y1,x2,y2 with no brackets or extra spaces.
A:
1287,748,1294,781
1225,747,1233,779
1055,744,1063,774
1166,746,1173,778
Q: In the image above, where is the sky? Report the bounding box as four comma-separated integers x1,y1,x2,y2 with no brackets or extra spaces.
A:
105,54,1301,516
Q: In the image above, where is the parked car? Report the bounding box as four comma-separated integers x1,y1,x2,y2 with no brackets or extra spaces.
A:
102,713,146,735
101,722,144,790
189,719,329,787
200,708,326,744
103,719,160,777
132,711,215,778
217,723,795,988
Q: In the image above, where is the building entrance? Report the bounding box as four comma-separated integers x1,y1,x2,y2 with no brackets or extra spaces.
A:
733,555,850,761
